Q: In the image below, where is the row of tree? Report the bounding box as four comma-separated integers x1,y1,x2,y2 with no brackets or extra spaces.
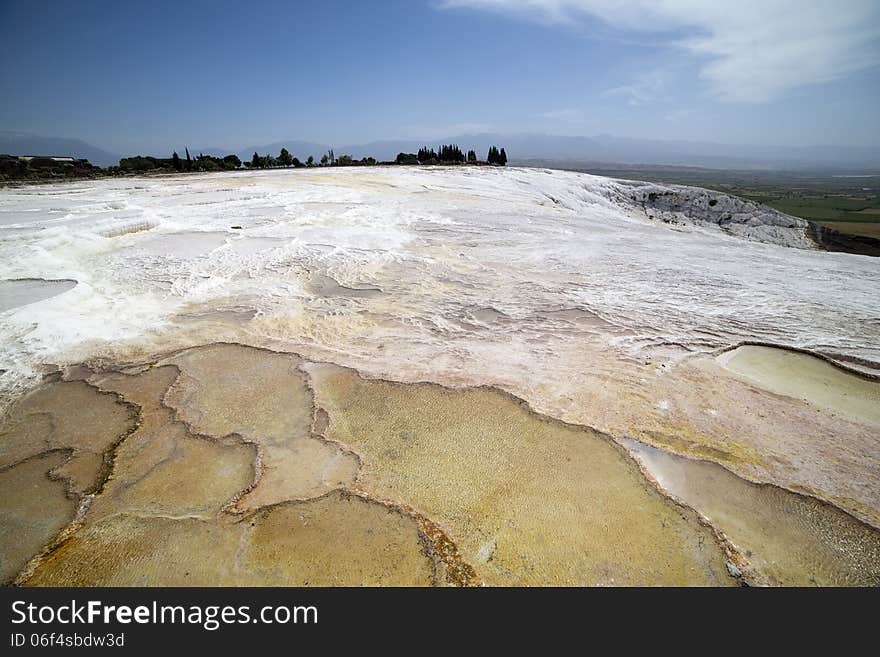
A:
117,148,242,173
414,145,508,165
245,148,383,169
486,146,508,166
249,148,306,169
0,141,510,181
243,144,508,170
34,142,512,177
401,145,506,166
417,144,467,163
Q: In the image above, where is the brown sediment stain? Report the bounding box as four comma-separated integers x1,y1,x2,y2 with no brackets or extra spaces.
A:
0,378,139,583
0,380,139,496
85,366,256,521
25,492,436,586
305,373,477,586
7,344,739,586
8,340,879,587
409,505,481,586
160,343,359,512
622,438,880,586
326,491,480,587
0,451,78,583
61,364,96,382
237,491,434,586
13,344,451,587
305,361,734,586
635,427,770,473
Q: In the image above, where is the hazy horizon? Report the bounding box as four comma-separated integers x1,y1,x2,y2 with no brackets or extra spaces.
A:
2,1,879,155
6,128,877,159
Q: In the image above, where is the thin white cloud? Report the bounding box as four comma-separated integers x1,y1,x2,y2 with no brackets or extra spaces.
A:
439,0,880,102
601,70,666,105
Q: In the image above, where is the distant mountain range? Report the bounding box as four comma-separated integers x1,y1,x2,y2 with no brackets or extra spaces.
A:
3,130,879,172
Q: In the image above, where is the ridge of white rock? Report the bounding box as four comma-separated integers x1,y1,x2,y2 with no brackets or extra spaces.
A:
609,180,818,249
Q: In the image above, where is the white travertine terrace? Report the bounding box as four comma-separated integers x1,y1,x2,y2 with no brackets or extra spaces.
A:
1,166,879,526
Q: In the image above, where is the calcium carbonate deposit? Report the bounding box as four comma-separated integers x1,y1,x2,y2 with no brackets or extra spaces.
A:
1,167,876,382
1,167,879,586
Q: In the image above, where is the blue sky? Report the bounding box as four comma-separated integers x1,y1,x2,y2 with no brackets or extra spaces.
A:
1,0,878,153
